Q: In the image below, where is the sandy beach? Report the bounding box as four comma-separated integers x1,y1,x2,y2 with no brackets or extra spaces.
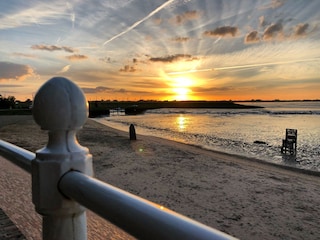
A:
1,115,320,240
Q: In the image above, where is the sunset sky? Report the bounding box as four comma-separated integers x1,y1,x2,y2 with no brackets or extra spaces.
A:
1,0,319,101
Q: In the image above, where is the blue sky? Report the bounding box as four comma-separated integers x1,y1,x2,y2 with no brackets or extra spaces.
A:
0,0,319,101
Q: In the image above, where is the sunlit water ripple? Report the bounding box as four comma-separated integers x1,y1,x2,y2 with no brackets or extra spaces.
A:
95,102,320,172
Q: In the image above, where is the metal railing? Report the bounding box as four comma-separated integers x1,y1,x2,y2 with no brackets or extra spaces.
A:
0,77,237,240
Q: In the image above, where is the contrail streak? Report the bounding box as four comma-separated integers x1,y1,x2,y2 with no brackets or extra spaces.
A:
103,0,175,46
168,68,213,75
168,57,320,75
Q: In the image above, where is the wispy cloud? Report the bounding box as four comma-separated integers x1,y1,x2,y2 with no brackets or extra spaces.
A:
0,3,69,30
82,86,112,94
103,0,175,46
168,68,213,75
168,58,320,75
0,84,24,88
12,53,36,58
193,86,234,93
65,2,75,29
1,0,319,101
82,85,150,95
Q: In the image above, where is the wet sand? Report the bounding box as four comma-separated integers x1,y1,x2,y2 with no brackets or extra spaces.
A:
0,115,320,239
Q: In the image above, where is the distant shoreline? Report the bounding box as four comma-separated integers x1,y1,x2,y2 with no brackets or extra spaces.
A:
236,99,320,103
88,100,263,117
1,99,319,117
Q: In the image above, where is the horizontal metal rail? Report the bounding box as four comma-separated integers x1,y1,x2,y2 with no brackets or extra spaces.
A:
0,139,236,239
0,78,238,240
0,140,34,173
59,171,236,240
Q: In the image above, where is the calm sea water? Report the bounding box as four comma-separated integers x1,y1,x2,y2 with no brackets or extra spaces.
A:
94,102,320,172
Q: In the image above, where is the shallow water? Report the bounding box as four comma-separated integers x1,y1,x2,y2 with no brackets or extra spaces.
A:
95,101,320,172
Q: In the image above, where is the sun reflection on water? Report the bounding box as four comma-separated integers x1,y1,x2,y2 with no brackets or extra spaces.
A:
176,115,188,131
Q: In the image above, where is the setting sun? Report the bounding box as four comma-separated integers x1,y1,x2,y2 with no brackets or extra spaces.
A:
170,76,195,100
1,0,319,101
173,87,191,100
172,77,194,88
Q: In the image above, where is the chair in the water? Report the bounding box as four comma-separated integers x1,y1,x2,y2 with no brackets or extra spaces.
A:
281,128,297,155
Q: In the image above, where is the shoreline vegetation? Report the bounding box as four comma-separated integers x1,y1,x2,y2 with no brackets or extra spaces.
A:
1,100,261,117
0,115,320,239
1,99,319,117
88,100,264,117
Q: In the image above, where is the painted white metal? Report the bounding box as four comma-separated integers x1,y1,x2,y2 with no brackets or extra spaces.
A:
59,171,237,240
31,77,93,240
0,139,34,173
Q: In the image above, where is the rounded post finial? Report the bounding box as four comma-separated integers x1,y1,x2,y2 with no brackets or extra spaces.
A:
32,77,88,131
31,77,93,235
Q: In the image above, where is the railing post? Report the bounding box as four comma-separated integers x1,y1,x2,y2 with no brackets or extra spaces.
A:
31,77,93,240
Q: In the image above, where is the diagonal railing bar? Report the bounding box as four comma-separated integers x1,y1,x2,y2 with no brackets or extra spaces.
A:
59,170,235,240
0,140,34,173
0,77,238,240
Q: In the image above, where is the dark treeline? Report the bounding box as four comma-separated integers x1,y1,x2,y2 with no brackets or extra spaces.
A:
0,95,32,109
0,95,16,109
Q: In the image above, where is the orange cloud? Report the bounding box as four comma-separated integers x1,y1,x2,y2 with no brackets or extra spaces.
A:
294,23,309,37
271,0,286,8
0,62,34,81
246,22,310,44
260,0,287,10
244,31,260,44
263,22,283,40
173,10,199,25
259,16,268,27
